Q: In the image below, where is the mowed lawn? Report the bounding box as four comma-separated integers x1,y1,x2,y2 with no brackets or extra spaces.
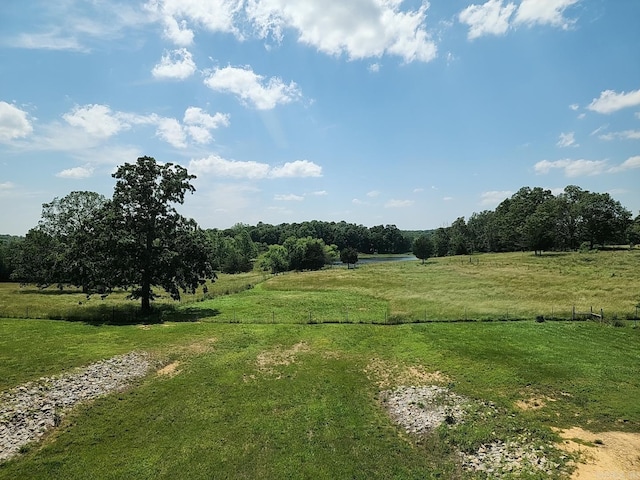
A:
1,250,639,478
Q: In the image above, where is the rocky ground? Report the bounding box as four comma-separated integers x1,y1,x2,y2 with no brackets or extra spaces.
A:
0,352,152,462
381,385,568,478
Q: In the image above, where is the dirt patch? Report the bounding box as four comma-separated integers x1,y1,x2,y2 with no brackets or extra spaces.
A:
157,361,180,376
556,427,640,479
515,395,556,411
364,357,449,389
256,342,310,376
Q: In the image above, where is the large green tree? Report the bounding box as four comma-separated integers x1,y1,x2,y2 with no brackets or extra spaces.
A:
108,156,215,311
412,235,434,264
340,247,358,269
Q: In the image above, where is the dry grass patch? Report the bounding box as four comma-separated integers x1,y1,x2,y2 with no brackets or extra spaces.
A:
364,357,449,389
255,342,310,377
157,361,180,377
556,427,640,479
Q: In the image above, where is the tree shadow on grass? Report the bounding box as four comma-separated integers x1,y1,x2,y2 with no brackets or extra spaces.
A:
46,304,221,326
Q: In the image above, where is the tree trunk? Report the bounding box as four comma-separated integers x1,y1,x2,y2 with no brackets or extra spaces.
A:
141,278,151,312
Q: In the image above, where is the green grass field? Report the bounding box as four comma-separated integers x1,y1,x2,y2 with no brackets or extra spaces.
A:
1,250,639,478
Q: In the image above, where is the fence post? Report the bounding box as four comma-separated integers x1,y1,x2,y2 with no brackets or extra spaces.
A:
572,306,575,321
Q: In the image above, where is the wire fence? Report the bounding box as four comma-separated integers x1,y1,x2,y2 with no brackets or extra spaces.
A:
1,304,638,327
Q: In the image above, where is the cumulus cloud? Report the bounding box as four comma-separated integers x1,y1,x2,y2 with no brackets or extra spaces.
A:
152,48,197,79
0,102,33,142
189,155,271,179
63,104,128,138
61,104,228,147
270,160,322,178
534,159,608,177
204,66,302,110
274,193,304,201
55,165,94,179
385,199,414,208
189,155,321,180
246,0,437,63
459,0,516,40
557,131,578,148
514,0,579,28
183,107,230,144
480,190,513,206
587,88,640,114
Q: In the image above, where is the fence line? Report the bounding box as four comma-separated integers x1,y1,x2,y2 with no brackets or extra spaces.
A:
1,304,638,326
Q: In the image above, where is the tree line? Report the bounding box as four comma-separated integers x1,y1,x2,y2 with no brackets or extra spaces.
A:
414,186,638,259
1,157,638,312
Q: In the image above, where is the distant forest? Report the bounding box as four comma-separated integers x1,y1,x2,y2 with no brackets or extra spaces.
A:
1,184,639,282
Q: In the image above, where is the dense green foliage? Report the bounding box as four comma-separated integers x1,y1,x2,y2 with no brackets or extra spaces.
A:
8,158,216,311
412,235,434,264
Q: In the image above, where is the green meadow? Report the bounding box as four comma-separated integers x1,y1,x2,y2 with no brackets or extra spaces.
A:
1,250,639,478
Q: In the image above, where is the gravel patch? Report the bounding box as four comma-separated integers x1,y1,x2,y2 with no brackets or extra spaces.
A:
0,352,152,462
381,384,569,478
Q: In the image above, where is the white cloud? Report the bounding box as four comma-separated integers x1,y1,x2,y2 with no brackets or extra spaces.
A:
274,193,304,201
443,196,453,201
608,156,640,173
587,88,640,114
310,190,328,196
155,117,187,148
189,156,324,180
557,131,578,148
366,190,381,197
599,130,640,141
270,160,322,178
144,0,242,45
385,199,414,208
183,107,230,144
352,198,368,205
204,66,302,110
459,0,516,40
190,155,271,179
63,104,128,138
61,104,228,147
55,165,94,179
480,190,513,206
569,103,579,111
0,102,33,142
413,188,424,193
152,48,197,80
0,182,15,190
514,0,579,28
534,159,608,177
368,63,381,73
246,0,437,63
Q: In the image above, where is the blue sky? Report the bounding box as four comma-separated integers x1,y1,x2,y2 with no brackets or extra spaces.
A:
1,0,639,236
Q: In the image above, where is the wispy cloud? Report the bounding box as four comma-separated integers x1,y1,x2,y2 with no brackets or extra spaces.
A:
385,199,414,208
556,131,578,148
480,190,513,206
